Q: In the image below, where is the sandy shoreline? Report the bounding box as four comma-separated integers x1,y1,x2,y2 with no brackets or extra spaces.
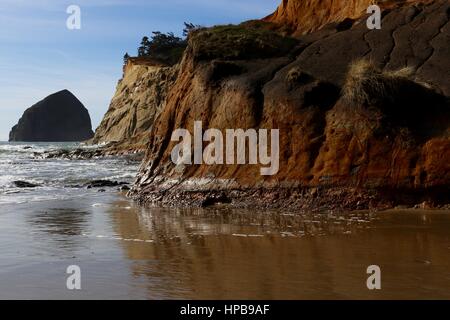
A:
1,191,450,299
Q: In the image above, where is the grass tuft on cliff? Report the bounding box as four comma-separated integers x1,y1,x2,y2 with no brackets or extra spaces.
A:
342,59,449,139
189,21,298,61
342,59,417,106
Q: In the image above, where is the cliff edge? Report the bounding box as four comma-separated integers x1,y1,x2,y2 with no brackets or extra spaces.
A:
91,57,178,154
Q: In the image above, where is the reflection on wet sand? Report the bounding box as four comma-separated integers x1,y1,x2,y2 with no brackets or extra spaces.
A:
27,207,90,252
107,202,450,299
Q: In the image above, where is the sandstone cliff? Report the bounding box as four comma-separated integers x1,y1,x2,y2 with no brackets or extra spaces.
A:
91,57,178,154
9,90,94,142
265,0,433,34
129,0,449,210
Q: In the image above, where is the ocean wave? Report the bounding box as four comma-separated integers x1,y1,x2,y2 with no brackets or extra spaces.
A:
0,142,82,154
0,142,139,204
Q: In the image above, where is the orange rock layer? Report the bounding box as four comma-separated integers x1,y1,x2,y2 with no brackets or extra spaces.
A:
264,0,432,34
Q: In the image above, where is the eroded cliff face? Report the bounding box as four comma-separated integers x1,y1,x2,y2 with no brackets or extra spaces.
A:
130,0,449,210
265,0,432,34
91,58,178,153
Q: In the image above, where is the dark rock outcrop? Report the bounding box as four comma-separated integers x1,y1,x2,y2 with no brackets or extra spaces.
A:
33,147,144,161
85,180,129,189
9,90,94,142
128,0,449,210
13,181,39,188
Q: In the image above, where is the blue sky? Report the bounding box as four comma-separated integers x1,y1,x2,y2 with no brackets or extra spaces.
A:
0,0,279,141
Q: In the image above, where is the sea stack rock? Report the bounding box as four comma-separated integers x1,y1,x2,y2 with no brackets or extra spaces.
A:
9,90,94,142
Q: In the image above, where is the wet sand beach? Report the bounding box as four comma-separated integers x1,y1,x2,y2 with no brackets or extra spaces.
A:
0,192,449,299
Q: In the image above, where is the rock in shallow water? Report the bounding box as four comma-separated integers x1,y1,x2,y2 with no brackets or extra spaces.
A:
13,181,39,188
85,180,129,189
9,89,94,142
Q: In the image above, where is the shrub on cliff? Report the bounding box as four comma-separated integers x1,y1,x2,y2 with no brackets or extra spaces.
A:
342,59,416,106
189,22,298,61
342,59,449,138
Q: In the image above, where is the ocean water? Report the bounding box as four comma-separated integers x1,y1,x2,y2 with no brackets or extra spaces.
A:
0,142,138,205
0,142,450,299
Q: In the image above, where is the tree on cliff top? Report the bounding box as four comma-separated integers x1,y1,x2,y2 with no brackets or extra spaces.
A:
134,32,185,65
123,53,130,65
183,22,202,37
131,23,203,65
138,36,151,57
